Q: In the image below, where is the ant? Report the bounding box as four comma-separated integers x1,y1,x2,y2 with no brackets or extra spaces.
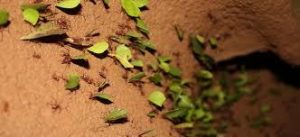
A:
52,73,61,81
99,66,107,79
48,99,63,113
56,16,69,29
32,52,41,59
81,74,94,85
61,50,72,64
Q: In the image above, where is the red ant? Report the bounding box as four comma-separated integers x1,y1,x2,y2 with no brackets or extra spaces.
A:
61,50,72,64
81,74,94,85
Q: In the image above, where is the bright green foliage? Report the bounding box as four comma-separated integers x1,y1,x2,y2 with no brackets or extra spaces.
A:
148,91,166,107
209,37,218,49
132,0,148,8
21,22,66,40
169,66,182,77
129,72,145,82
126,31,143,38
105,108,128,122
136,18,149,34
94,93,113,103
56,0,81,9
0,9,9,26
149,73,162,85
174,122,194,129
65,73,80,90
121,0,141,17
115,44,134,68
131,60,144,68
88,41,109,54
196,70,213,80
22,8,39,25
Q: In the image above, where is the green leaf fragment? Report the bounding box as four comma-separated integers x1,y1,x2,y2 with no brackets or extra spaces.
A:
149,73,162,85
209,37,218,49
139,39,156,51
136,18,149,34
105,108,128,122
196,35,205,44
94,93,113,103
178,95,194,108
88,41,109,54
169,66,182,77
132,0,148,8
129,72,145,82
21,22,66,40
21,3,49,11
164,108,188,120
196,70,213,80
115,44,134,68
174,25,184,41
157,56,171,63
126,30,143,38
65,73,80,90
0,9,9,26
260,104,272,114
174,122,194,129
121,0,141,17
147,111,157,118
56,0,81,9
103,0,110,7
148,91,166,107
131,60,144,67
22,8,39,25
71,54,89,61
159,62,170,73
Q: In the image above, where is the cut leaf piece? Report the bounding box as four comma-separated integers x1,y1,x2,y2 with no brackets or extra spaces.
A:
159,62,170,73
209,37,218,49
196,70,213,80
169,66,182,77
0,9,9,26
115,44,134,68
174,25,184,41
22,8,39,25
102,0,110,7
88,41,109,54
136,18,149,34
126,31,143,38
56,0,81,9
129,72,145,82
105,108,128,122
65,73,80,90
64,37,92,46
94,93,113,103
121,0,141,17
132,0,148,8
131,60,144,68
71,54,89,61
148,91,166,107
149,73,162,85
21,3,49,11
21,22,66,40
174,122,194,129
157,56,171,63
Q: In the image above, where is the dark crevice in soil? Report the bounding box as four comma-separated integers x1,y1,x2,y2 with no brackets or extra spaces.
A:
216,51,300,88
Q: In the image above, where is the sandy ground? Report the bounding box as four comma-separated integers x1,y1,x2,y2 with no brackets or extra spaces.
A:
0,0,299,137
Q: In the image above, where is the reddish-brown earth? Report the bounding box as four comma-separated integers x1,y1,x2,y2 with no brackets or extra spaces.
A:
0,0,299,137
